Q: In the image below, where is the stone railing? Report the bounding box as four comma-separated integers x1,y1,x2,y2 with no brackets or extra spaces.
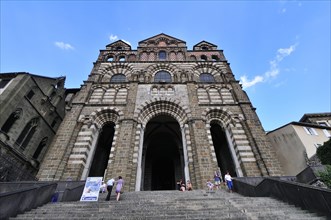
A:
233,176,331,217
0,182,57,219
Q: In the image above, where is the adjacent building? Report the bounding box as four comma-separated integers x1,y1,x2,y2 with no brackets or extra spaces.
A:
37,33,283,191
0,72,66,181
267,113,331,176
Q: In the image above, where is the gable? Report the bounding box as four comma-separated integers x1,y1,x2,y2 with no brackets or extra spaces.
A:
138,33,186,47
193,41,218,50
106,40,132,50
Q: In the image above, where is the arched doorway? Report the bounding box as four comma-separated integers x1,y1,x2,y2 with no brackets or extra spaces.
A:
210,122,237,180
88,122,115,177
142,115,184,190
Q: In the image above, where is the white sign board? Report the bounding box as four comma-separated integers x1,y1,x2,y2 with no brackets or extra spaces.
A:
80,177,103,202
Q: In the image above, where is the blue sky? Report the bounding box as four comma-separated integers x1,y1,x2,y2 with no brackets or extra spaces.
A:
1,1,330,131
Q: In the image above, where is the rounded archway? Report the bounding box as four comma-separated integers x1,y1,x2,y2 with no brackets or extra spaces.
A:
88,122,115,178
210,121,237,179
142,115,184,191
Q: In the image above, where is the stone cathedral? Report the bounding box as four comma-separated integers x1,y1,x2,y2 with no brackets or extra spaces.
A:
37,33,283,191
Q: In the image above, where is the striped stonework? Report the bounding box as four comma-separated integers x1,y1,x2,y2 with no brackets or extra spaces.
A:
38,34,283,190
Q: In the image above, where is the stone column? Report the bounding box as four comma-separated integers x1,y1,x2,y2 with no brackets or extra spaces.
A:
107,119,136,191
189,119,218,189
181,124,190,183
135,124,144,191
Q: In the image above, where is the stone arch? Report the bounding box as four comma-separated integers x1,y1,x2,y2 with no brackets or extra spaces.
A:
202,107,237,127
134,97,191,127
205,86,222,104
140,51,148,61
134,98,192,191
146,63,179,79
67,107,124,180
1,108,23,134
105,53,116,61
219,86,235,103
89,107,124,129
148,52,156,61
118,53,127,62
16,117,40,151
169,51,176,61
99,63,134,82
177,51,185,61
89,86,106,103
202,107,246,177
191,63,224,82
190,55,197,61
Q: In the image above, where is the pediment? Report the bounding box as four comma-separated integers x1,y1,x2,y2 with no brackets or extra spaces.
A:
138,33,186,47
193,41,218,50
106,40,132,50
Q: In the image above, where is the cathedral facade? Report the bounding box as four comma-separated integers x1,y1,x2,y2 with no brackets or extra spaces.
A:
37,34,283,191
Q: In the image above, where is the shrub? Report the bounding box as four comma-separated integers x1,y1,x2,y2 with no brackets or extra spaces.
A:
317,165,331,188
316,139,331,165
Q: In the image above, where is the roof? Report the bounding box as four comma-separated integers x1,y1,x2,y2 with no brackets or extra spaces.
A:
193,40,218,48
267,121,331,134
299,112,331,122
105,40,131,48
138,33,186,44
0,72,65,81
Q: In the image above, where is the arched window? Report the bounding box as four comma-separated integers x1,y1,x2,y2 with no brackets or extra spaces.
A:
212,55,219,61
200,55,207,61
16,117,39,150
190,55,197,61
159,51,166,60
1,108,22,133
33,137,48,159
154,71,171,83
119,56,125,61
107,56,114,62
200,73,215,83
110,74,126,83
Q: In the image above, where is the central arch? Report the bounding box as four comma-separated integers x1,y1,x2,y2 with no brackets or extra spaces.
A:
142,115,184,191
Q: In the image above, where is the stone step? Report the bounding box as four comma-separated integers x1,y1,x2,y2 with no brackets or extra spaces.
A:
10,190,327,220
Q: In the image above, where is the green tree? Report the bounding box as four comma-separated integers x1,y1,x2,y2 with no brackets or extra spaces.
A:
318,165,331,188
316,139,331,165
316,139,331,189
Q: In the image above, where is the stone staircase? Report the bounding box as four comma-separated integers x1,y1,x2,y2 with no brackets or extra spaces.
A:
10,190,327,219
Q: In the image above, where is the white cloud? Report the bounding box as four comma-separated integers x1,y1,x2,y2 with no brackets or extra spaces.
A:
109,34,118,42
276,44,296,61
109,34,131,46
240,75,264,89
54,41,74,50
240,43,297,89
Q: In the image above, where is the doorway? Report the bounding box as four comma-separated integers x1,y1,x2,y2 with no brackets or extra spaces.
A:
88,122,115,177
142,115,184,190
210,122,237,180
